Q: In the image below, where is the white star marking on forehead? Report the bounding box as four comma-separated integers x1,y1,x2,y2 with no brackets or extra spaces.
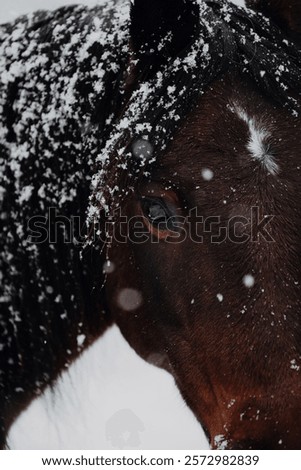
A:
234,106,279,176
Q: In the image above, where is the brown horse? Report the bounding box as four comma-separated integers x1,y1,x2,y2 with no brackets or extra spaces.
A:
1,0,301,450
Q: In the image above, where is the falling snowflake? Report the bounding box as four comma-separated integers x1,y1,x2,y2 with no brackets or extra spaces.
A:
117,288,143,312
243,274,255,288
201,168,214,181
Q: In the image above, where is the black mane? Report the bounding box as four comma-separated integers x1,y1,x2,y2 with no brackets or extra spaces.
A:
0,1,128,445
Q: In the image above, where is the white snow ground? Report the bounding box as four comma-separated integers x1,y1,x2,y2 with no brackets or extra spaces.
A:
1,0,244,451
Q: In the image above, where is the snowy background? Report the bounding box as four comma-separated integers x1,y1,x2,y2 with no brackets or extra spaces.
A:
1,0,244,451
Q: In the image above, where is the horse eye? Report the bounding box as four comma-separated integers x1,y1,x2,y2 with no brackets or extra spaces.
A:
141,197,177,232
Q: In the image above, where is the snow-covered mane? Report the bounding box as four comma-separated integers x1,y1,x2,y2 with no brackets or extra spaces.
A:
0,1,129,446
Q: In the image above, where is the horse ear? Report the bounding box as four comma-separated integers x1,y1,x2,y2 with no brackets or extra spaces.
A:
130,0,200,62
246,0,301,37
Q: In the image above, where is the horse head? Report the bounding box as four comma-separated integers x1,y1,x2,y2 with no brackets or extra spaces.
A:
95,0,301,449
1,0,301,450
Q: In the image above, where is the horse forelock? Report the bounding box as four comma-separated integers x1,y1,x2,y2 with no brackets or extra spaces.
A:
87,0,301,233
